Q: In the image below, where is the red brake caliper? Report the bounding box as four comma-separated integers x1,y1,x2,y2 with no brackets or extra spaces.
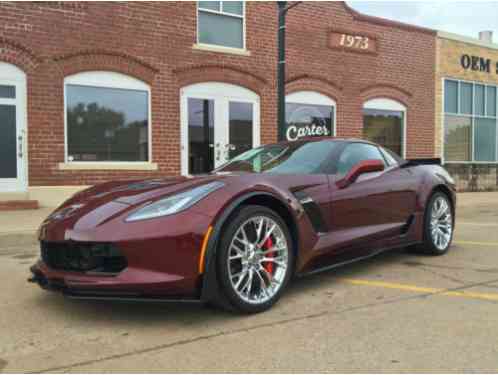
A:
263,236,274,276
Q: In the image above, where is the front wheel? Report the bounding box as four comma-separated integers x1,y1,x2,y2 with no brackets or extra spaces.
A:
216,205,293,313
415,192,454,255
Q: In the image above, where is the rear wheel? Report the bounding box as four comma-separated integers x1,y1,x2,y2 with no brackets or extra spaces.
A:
413,192,454,255
216,205,293,313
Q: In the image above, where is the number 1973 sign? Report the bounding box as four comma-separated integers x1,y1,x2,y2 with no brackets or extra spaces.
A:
329,30,378,54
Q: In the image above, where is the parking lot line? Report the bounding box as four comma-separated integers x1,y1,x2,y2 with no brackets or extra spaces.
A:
339,278,498,302
454,240,498,247
457,222,498,227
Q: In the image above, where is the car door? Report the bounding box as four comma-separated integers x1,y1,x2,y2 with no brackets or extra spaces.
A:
325,142,416,259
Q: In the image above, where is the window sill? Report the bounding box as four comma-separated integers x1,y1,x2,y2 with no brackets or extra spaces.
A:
192,43,251,56
58,162,158,171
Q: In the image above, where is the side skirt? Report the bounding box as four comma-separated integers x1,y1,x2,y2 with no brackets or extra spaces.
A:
297,241,421,278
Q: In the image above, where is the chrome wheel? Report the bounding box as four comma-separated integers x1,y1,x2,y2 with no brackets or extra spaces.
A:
227,215,289,305
430,196,453,251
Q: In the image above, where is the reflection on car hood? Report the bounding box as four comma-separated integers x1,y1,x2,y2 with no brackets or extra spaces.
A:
44,175,230,225
71,175,226,206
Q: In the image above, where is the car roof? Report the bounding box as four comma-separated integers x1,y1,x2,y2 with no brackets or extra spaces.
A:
271,136,378,147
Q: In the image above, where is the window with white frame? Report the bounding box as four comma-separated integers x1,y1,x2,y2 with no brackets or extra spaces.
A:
285,91,335,142
363,98,406,158
64,71,151,163
197,1,244,49
443,79,497,162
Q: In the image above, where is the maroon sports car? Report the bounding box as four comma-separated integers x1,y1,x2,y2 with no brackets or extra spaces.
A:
30,138,456,313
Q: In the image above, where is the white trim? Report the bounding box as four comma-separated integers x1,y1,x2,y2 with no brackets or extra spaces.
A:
63,71,152,165
65,71,149,91
0,62,28,193
362,98,407,159
180,82,260,176
286,91,336,107
437,31,498,50
285,91,337,137
58,162,158,171
192,43,251,56
363,98,406,112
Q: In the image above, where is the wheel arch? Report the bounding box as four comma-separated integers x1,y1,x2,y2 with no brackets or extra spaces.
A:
429,184,455,217
200,191,299,303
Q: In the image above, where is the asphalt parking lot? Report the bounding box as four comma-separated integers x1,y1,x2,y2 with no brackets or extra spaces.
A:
1,192,498,373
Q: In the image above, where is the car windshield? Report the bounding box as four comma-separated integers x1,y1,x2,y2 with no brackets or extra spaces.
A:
215,141,337,174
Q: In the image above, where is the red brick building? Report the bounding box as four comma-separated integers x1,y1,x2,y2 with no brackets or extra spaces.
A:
0,1,436,206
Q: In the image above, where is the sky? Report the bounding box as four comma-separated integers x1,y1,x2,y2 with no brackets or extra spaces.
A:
348,1,498,42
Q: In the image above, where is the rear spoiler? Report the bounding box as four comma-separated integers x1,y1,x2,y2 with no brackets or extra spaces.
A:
402,158,441,167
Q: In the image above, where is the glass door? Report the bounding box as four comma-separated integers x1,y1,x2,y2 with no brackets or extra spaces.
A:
181,83,260,176
186,98,216,174
0,63,27,193
227,101,254,160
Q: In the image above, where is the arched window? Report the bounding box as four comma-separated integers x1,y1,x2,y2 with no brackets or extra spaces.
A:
285,91,336,141
64,71,151,163
180,82,260,175
363,98,406,158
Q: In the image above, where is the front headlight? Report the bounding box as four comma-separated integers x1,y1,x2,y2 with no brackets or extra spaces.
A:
125,181,224,222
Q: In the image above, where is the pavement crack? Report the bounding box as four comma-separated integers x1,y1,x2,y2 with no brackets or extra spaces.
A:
33,292,437,373
411,264,468,285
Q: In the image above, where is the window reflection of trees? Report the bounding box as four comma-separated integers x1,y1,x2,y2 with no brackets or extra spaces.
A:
67,102,148,162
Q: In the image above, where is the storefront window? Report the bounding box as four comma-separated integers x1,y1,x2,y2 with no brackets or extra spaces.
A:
284,91,335,142
444,115,472,162
443,79,497,163
363,98,405,157
198,1,244,49
487,86,497,117
460,82,473,115
475,118,496,162
444,80,458,113
363,109,403,157
65,72,150,163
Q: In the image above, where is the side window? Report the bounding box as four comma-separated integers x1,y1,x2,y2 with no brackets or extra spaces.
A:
380,147,399,167
337,143,385,177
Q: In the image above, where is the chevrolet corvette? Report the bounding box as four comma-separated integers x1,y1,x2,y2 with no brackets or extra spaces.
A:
30,138,456,313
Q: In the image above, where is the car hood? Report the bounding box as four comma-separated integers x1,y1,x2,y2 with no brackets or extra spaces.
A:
42,175,229,228
72,174,230,205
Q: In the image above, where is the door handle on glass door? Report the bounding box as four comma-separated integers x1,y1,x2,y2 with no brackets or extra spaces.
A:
214,143,221,161
18,135,23,158
224,144,236,160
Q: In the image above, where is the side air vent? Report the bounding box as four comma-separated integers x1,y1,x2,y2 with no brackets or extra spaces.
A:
293,191,328,233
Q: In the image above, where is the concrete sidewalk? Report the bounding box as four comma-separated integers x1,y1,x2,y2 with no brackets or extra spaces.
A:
0,207,53,236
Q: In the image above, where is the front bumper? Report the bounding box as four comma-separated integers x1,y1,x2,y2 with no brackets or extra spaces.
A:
29,261,202,302
31,209,214,301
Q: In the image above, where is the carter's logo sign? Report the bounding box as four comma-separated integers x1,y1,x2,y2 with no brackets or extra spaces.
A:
461,54,498,74
286,123,330,141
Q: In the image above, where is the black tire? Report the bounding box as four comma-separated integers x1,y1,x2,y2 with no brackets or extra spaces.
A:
215,205,294,314
411,191,454,256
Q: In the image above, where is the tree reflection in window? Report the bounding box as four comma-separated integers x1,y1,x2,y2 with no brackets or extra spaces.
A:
66,85,148,162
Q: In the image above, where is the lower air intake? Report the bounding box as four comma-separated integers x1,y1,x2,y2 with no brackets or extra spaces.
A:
41,242,127,274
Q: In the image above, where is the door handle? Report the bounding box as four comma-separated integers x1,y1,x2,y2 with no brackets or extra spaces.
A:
212,143,221,161
18,135,23,158
224,144,236,160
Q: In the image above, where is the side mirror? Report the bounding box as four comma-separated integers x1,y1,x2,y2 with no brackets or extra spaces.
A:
336,159,385,189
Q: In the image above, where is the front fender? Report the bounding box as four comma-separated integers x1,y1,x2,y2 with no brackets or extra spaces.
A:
199,191,298,303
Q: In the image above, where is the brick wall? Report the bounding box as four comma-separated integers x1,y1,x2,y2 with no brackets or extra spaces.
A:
0,1,436,187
